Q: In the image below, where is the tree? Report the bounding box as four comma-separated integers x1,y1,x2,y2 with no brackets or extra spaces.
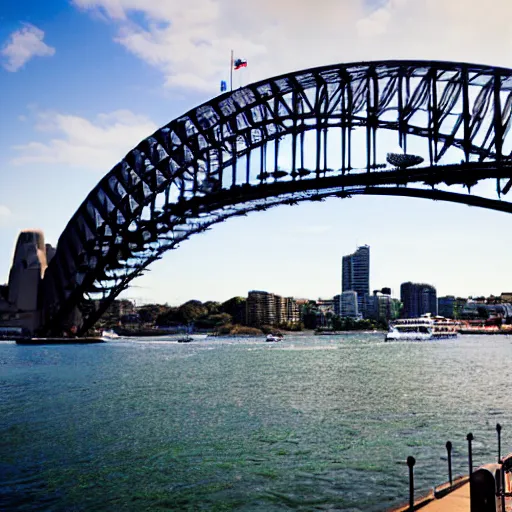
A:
203,301,221,315
331,315,344,331
301,301,318,329
220,297,247,324
138,304,169,324
155,307,179,326
196,313,232,329
178,300,209,324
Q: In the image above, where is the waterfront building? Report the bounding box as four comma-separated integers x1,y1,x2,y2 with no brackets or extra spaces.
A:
275,295,287,325
246,291,276,326
460,300,512,323
400,282,437,318
333,294,341,316
285,298,300,325
317,298,336,312
275,295,300,325
488,303,512,321
438,296,455,318
438,296,466,318
342,245,370,316
460,299,484,320
247,291,299,327
364,291,401,323
340,291,360,318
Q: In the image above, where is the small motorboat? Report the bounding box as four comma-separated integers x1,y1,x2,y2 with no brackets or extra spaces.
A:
102,329,120,340
266,333,283,342
177,324,201,343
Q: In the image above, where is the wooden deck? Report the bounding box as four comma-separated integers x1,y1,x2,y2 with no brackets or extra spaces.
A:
420,482,470,512
390,476,470,512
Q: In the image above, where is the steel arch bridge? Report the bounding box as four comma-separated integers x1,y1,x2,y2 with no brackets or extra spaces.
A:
41,59,512,335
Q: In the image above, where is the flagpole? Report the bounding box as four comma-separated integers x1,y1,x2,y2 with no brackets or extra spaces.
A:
230,49,233,92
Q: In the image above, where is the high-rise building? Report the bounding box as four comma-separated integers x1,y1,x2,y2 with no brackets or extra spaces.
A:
342,245,370,315
400,282,437,318
340,291,360,318
247,291,276,326
275,295,300,325
246,291,299,327
285,298,300,325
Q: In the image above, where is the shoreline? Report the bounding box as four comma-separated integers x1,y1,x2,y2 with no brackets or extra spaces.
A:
315,330,386,335
459,329,512,335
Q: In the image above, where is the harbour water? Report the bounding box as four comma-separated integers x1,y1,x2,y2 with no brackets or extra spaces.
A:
2,334,512,511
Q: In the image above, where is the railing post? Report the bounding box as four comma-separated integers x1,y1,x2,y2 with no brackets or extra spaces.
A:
502,465,506,512
467,433,474,476
496,423,502,463
407,456,416,511
446,441,453,486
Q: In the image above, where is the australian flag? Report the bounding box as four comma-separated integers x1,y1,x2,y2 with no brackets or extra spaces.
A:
234,58,247,70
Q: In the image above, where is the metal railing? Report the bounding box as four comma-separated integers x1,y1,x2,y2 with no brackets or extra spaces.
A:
403,423,509,512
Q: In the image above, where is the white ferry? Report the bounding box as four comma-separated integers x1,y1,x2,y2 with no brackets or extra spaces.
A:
385,314,459,341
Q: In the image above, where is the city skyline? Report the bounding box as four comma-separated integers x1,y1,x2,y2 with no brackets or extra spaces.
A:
2,1,512,306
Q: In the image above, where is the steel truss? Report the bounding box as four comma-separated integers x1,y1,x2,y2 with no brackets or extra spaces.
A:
41,60,512,334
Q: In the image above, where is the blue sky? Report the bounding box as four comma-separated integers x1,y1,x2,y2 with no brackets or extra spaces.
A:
2,0,512,306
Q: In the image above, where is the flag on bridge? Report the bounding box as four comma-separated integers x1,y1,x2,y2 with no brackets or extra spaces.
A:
234,58,247,70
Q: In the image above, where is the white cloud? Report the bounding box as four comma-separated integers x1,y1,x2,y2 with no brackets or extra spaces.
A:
1,24,55,72
0,206,12,226
72,0,512,92
11,109,158,172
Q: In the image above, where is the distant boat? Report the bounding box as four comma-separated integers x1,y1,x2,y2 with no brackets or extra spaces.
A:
266,333,283,342
386,152,424,169
177,325,206,343
102,329,120,340
385,314,458,341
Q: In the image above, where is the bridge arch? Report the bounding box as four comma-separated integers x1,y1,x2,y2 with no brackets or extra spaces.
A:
41,60,512,334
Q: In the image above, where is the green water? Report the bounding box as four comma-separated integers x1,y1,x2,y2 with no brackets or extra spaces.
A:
1,334,512,511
